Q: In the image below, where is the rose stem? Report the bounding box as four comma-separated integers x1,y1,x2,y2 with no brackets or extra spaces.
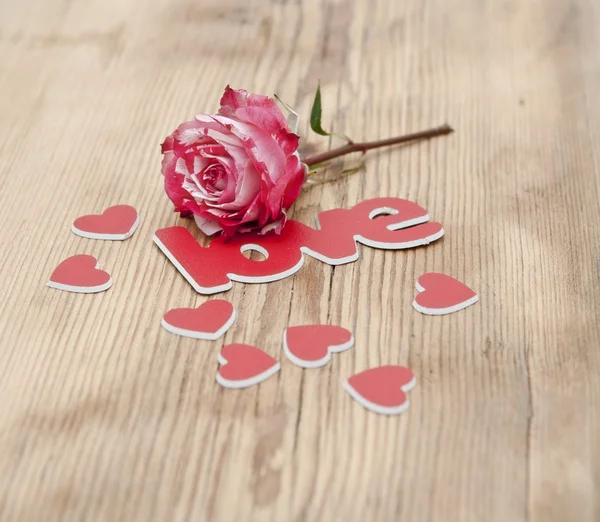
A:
302,124,454,168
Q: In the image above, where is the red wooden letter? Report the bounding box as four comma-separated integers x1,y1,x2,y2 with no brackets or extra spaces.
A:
154,197,443,294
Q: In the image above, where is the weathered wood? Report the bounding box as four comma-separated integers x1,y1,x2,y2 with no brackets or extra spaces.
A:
0,0,599,520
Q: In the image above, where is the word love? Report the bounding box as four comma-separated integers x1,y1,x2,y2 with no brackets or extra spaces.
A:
154,197,444,294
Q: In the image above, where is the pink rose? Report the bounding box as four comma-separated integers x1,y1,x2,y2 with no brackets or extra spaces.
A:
161,86,306,238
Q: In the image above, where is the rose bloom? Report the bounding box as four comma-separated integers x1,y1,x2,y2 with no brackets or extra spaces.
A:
161,86,306,238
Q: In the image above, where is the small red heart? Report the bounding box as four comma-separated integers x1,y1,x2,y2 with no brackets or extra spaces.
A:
413,272,478,315
284,325,354,368
345,366,416,415
162,300,235,340
216,344,280,389
47,254,112,293
72,205,139,240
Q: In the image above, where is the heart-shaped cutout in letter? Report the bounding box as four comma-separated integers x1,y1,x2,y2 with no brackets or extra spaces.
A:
412,272,478,315
283,325,354,368
344,365,416,415
216,344,280,389
72,205,139,240
162,300,235,340
47,254,112,293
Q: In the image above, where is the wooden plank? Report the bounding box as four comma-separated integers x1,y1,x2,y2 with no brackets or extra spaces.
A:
0,0,598,520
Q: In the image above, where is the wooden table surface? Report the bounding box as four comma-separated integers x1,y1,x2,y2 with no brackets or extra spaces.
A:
1,0,599,520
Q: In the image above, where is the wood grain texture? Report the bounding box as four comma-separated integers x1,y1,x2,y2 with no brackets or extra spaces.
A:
1,0,599,520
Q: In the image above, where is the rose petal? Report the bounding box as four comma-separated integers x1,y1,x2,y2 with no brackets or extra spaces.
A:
219,86,291,134
163,158,194,216
281,157,307,209
162,88,305,236
235,106,299,155
213,115,286,183
194,214,223,236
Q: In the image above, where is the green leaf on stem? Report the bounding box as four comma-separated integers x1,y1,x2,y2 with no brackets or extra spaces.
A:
310,82,332,137
306,160,331,173
310,82,353,143
274,94,299,134
304,159,364,187
339,161,365,176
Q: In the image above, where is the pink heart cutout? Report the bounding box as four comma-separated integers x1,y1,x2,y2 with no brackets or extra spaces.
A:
284,325,354,368
72,205,139,240
47,254,112,293
216,344,280,389
162,300,235,340
344,366,416,415
412,272,478,315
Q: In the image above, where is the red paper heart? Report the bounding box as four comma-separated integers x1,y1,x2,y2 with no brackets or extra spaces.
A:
345,366,416,415
162,300,235,340
72,205,139,240
46,254,112,293
284,325,354,368
412,272,478,315
216,344,280,389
